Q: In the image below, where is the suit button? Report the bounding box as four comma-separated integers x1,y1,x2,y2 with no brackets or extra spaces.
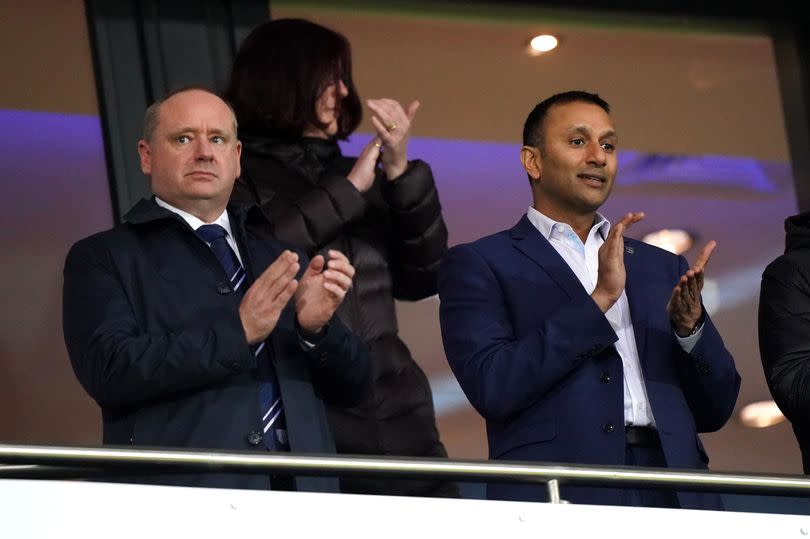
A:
600,372,612,383
603,423,615,433
217,283,232,295
590,344,601,353
247,431,263,446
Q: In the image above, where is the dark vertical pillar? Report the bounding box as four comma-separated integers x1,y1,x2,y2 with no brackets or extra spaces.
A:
85,0,269,220
773,21,810,212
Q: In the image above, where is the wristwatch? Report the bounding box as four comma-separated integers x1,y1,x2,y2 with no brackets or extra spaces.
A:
683,312,706,337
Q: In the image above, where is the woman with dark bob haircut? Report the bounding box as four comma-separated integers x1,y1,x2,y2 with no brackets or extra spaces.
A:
225,18,457,498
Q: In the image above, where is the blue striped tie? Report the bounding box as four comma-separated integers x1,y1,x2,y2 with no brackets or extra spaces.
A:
195,224,287,450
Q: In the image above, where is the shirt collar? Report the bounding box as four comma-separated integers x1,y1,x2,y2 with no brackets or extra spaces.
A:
527,206,610,241
154,197,234,238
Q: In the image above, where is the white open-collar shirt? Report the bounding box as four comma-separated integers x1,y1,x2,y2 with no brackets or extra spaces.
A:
527,207,702,427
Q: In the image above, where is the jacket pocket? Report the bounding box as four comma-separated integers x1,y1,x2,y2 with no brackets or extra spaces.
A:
491,416,556,459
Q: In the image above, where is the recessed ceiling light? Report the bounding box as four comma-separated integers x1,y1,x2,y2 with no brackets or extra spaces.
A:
641,229,693,255
739,400,786,428
528,34,559,54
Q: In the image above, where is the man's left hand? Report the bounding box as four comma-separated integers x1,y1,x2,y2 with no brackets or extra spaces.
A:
295,250,355,334
667,240,716,337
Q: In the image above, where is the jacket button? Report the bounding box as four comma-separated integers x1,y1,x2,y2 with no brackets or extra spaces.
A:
247,431,263,446
217,283,232,295
600,372,612,383
603,423,615,433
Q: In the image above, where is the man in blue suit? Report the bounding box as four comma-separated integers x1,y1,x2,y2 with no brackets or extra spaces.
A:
438,91,739,509
63,88,370,492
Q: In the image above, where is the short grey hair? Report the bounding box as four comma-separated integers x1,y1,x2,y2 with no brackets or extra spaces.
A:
142,86,239,141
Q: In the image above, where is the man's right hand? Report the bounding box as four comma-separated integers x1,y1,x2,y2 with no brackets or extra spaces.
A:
239,250,300,344
591,212,644,313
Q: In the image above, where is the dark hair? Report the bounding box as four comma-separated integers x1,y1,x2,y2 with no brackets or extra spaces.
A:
142,85,237,141
522,90,610,149
224,18,362,140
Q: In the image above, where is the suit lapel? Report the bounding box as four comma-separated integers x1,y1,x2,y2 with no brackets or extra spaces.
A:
623,239,649,362
512,215,652,363
510,215,586,300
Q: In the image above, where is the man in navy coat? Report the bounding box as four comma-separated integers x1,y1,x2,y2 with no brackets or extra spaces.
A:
63,87,370,492
438,91,739,509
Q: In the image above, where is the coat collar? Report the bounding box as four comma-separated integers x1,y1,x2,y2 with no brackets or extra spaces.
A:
240,132,342,184
123,197,266,233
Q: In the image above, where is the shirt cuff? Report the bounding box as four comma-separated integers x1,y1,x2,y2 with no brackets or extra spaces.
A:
296,320,329,351
674,322,704,354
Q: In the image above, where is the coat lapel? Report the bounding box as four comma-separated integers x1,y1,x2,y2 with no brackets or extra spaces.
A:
228,203,284,282
623,239,649,362
510,215,586,300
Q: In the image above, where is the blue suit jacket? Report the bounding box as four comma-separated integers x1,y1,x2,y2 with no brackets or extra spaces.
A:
63,198,371,491
438,216,740,509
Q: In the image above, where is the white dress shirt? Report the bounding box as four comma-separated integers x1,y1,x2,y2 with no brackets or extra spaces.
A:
154,197,244,266
526,207,702,427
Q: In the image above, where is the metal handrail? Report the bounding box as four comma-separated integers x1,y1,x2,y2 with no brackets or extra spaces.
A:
1,443,809,500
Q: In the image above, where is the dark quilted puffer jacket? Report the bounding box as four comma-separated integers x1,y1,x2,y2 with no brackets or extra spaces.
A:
231,133,458,497
760,212,810,474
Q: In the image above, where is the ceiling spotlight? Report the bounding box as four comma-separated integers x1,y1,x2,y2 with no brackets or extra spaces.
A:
641,229,693,255
739,400,786,428
528,34,559,54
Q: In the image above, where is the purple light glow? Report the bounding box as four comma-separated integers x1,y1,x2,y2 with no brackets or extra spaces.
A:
0,109,112,246
340,133,791,246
